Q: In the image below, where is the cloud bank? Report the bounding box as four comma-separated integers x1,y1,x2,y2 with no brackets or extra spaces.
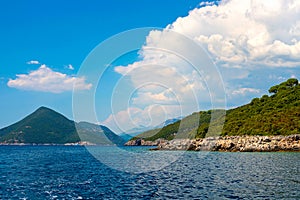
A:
8,65,92,93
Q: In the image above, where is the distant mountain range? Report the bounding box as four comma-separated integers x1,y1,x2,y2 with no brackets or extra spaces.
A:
0,107,125,145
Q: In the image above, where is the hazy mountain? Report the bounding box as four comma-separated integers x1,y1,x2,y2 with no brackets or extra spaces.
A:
158,117,182,127
118,133,133,142
122,117,183,139
124,125,153,136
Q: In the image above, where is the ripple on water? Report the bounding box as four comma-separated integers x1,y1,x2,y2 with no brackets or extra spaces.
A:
0,146,299,199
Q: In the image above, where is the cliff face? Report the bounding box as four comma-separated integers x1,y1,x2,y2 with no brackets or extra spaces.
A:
151,135,300,152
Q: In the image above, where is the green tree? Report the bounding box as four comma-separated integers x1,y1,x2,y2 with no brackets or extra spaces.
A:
286,78,298,87
196,123,209,138
269,85,279,94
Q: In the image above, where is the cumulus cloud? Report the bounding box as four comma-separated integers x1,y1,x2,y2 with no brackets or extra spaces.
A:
26,60,40,65
104,0,300,131
103,105,182,133
67,64,74,70
231,88,260,96
7,65,92,93
170,0,300,68
199,1,217,7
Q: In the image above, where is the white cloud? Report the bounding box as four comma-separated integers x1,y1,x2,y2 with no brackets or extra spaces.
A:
132,89,177,106
26,60,40,65
7,65,92,93
67,64,74,70
184,0,300,68
104,0,300,131
102,105,182,133
199,1,217,7
231,88,260,96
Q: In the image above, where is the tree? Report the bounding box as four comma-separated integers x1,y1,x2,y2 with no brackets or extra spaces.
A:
269,85,279,94
286,78,298,87
197,123,209,138
250,97,260,105
260,95,269,102
269,78,298,94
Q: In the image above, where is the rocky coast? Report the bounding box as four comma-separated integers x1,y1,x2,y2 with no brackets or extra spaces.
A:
126,135,300,152
125,138,167,146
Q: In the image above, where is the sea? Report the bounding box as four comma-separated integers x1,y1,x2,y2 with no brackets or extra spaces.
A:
0,145,299,199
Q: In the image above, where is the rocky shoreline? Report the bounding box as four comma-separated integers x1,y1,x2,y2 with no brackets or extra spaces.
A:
125,138,167,146
126,135,300,152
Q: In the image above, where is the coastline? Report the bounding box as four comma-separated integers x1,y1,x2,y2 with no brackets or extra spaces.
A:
127,135,300,152
0,141,97,146
2,135,299,151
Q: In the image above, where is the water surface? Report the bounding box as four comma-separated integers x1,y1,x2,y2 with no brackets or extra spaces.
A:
0,146,299,199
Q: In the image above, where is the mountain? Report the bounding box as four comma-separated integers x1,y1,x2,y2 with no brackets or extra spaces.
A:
118,133,133,141
151,117,183,130
222,78,300,136
159,117,182,127
131,78,300,141
75,122,125,146
131,110,215,141
0,107,125,145
121,117,183,140
124,125,155,137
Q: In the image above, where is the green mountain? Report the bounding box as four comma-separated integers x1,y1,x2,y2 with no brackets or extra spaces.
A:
222,78,300,136
0,107,125,145
76,122,126,146
132,78,300,141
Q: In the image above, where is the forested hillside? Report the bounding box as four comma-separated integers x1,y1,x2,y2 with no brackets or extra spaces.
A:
222,78,299,136
132,78,300,141
0,107,125,145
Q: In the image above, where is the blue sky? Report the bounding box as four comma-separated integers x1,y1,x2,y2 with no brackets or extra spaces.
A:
1,0,299,133
0,0,204,128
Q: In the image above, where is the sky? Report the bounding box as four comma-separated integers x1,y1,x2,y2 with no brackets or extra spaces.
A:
1,0,300,133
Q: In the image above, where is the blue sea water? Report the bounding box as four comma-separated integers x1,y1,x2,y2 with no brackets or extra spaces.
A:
0,146,299,199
